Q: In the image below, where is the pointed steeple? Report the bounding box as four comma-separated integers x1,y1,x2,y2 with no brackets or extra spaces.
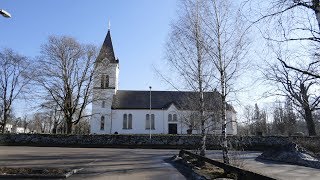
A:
97,27,118,63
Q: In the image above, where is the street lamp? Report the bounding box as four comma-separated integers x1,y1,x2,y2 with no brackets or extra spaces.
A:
0,9,11,18
149,86,152,139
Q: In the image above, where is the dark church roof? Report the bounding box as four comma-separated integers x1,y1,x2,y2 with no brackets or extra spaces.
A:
97,29,118,63
111,90,236,112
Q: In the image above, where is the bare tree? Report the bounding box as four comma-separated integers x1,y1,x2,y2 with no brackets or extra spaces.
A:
253,103,268,135
73,117,90,135
40,100,63,134
271,98,298,135
243,105,254,135
27,113,46,133
272,100,286,135
165,0,248,162
204,0,249,164
264,61,320,135
247,0,320,79
35,36,98,134
0,49,31,133
165,0,214,156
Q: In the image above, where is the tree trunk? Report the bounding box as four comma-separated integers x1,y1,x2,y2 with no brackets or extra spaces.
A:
195,4,206,157
52,121,58,134
221,79,229,164
300,83,317,136
0,122,4,133
304,107,316,136
312,0,320,30
1,109,8,133
66,117,73,134
200,92,206,156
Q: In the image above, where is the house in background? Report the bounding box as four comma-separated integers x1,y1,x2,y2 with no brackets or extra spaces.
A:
90,28,237,135
4,123,30,133
4,123,13,133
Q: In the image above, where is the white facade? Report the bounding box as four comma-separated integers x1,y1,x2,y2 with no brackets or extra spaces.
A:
91,104,237,135
90,29,237,135
4,123,30,133
91,62,118,134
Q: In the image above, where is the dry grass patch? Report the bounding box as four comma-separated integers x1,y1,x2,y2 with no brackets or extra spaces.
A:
183,154,237,179
0,167,72,176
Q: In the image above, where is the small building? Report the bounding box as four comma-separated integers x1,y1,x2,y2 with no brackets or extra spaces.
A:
4,123,13,133
4,123,30,133
90,27,237,135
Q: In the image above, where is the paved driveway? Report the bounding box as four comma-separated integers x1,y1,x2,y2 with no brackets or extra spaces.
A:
206,151,320,180
0,146,186,180
1,146,320,180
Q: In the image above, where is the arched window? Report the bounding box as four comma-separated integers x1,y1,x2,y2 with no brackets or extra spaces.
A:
173,114,177,121
128,114,132,129
123,114,133,129
123,114,127,129
100,116,105,130
145,114,150,129
151,114,155,129
105,75,109,88
168,114,172,121
100,75,109,88
101,75,105,88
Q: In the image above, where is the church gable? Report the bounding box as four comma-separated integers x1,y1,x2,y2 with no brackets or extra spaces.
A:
167,103,178,111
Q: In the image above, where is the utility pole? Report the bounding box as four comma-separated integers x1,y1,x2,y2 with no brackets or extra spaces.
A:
149,86,152,139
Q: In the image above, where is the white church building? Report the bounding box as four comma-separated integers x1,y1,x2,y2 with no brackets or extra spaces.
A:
90,28,237,135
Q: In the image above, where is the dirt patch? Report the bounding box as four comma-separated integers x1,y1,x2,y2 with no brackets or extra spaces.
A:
0,167,75,178
182,154,237,179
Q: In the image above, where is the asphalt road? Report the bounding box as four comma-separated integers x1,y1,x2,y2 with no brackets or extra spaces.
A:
1,146,320,180
0,146,186,180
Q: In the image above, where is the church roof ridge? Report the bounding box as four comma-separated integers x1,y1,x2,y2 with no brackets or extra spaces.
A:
112,90,235,112
116,90,219,93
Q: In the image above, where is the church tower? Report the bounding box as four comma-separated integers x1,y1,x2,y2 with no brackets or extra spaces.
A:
91,27,119,134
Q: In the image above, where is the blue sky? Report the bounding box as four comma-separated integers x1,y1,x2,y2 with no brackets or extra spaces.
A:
0,0,178,91
1,1,277,120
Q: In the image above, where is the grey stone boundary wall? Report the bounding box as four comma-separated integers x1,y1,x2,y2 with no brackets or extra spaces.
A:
0,134,319,152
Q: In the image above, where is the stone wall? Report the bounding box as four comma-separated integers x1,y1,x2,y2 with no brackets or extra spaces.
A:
0,134,319,151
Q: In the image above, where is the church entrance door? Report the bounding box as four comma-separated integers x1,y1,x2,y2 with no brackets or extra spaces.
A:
168,124,177,134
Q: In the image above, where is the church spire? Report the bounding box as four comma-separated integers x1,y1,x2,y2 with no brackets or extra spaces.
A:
97,24,118,63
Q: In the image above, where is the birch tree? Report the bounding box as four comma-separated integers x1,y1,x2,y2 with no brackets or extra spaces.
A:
166,0,248,162
165,0,213,156
204,0,249,164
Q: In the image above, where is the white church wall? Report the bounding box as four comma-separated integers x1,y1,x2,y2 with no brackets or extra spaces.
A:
90,108,112,134
110,105,197,135
111,109,166,134
91,88,115,134
91,59,118,134
106,105,237,135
